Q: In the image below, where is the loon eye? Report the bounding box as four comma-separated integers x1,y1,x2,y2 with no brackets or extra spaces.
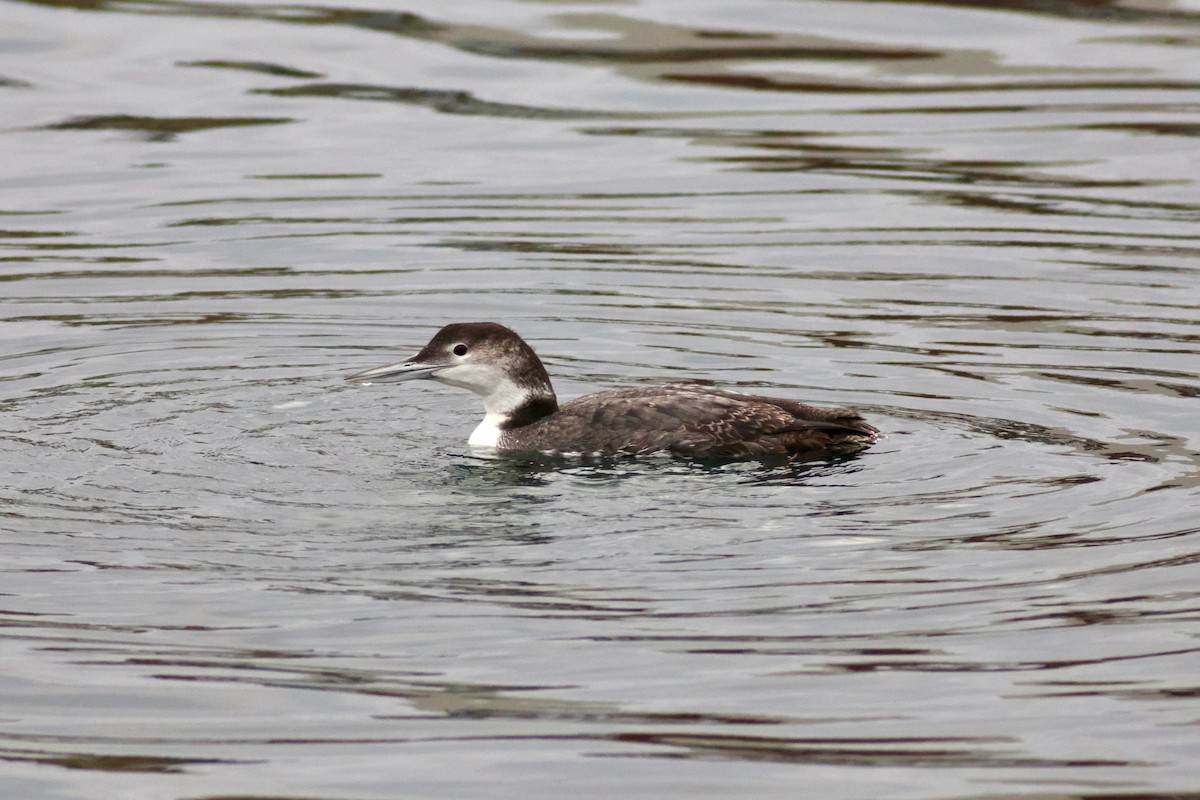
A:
453,344,468,357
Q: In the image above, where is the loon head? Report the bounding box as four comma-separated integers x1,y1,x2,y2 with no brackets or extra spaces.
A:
345,322,558,424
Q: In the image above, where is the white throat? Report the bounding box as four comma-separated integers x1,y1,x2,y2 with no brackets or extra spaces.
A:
433,365,523,411
433,368,537,448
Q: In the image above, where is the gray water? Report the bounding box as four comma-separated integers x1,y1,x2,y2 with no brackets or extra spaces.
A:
2,0,1199,798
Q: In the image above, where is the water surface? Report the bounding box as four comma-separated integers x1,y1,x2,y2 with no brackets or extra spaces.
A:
2,0,1199,798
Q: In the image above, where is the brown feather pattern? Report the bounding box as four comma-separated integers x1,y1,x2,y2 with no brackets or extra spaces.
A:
501,385,878,458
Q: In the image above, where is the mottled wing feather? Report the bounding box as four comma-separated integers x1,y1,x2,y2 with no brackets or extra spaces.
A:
516,386,877,457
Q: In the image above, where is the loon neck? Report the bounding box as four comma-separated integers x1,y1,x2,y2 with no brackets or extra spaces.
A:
469,392,558,447
499,394,559,430
467,369,557,422
461,376,557,448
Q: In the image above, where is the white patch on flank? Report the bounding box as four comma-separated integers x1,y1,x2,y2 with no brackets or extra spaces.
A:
468,413,505,447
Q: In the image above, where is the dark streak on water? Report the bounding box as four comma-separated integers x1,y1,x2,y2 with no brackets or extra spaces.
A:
2,0,1200,798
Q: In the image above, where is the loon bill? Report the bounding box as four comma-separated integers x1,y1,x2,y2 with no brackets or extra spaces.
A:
345,322,879,458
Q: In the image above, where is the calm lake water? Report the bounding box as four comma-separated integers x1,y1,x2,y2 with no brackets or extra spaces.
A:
2,0,1199,798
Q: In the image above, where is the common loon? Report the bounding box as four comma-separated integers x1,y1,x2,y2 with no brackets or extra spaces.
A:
345,322,879,458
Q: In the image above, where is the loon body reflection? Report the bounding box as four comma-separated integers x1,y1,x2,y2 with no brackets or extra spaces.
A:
346,322,879,458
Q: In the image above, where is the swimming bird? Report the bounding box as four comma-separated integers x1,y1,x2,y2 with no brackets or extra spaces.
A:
345,322,879,459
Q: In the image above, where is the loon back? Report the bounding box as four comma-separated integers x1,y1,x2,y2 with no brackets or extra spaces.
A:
506,385,878,457
345,322,879,459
